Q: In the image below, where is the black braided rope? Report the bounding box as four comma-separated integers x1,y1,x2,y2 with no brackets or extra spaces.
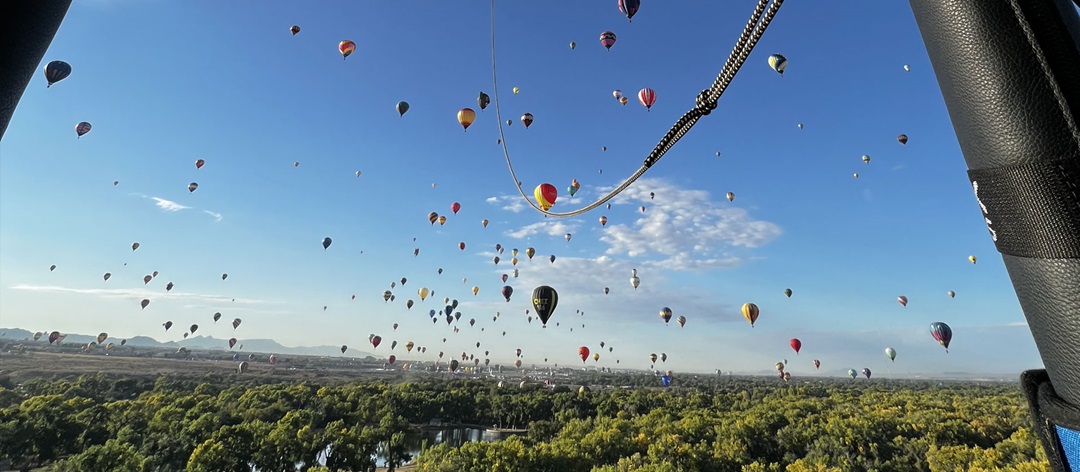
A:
644,0,782,169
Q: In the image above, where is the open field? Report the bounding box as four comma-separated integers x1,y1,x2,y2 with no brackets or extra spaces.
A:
0,351,407,385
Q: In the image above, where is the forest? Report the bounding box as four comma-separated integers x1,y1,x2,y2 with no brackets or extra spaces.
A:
0,371,1050,472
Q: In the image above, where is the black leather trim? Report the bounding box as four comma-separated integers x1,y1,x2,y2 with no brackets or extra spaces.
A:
0,0,73,141
908,0,1080,405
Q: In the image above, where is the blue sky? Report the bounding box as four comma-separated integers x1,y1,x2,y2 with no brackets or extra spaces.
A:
0,0,1042,377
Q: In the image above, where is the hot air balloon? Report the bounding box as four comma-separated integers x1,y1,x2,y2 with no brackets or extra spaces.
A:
140,299,150,309
371,336,382,348
341,345,348,354
238,361,249,373
512,86,520,94
930,322,953,352
458,108,476,131
677,315,686,327
396,101,410,117
848,369,858,380
790,338,802,354
472,286,479,296
885,347,897,361
768,54,788,76
501,285,514,302
482,219,489,228
194,159,206,170
784,288,793,298
322,237,332,250
742,303,759,327
290,25,300,35
599,216,608,226
898,295,908,307
339,40,356,60
478,92,490,110
533,183,558,211
862,155,871,164
459,242,466,251
813,359,821,369
600,31,617,50
862,368,872,379
618,0,640,21
532,285,558,326
969,255,977,264
726,192,735,202
659,307,673,324
638,88,656,110
44,60,71,87
948,290,956,298
897,134,909,145
232,318,242,329
521,113,534,128
189,324,198,334
229,338,237,349
565,233,572,242
578,346,590,363
213,312,222,322
187,182,199,193
570,41,576,49
526,247,536,259
451,202,462,214
143,275,152,285
76,122,92,138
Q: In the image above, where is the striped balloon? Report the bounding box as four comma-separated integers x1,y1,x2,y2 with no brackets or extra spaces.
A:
638,88,656,110
599,31,616,50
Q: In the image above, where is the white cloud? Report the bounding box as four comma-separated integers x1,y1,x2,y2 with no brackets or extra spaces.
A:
594,178,781,270
152,197,190,212
505,221,580,240
204,210,223,222
9,284,264,305
486,195,527,213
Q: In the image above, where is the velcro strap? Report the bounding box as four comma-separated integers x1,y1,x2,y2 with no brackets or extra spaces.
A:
968,157,1080,259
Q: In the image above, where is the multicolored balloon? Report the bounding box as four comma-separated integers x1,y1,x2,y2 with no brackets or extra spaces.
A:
930,322,953,352
600,31,617,50
339,40,356,60
534,183,558,210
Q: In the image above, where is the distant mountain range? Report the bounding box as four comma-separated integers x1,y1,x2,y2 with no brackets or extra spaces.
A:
0,328,375,358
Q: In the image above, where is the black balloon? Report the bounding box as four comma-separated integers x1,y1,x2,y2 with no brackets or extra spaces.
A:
531,285,558,326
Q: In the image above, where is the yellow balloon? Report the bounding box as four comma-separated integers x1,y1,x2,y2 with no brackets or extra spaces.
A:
457,108,476,131
742,302,760,327
513,86,520,94
418,287,429,301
